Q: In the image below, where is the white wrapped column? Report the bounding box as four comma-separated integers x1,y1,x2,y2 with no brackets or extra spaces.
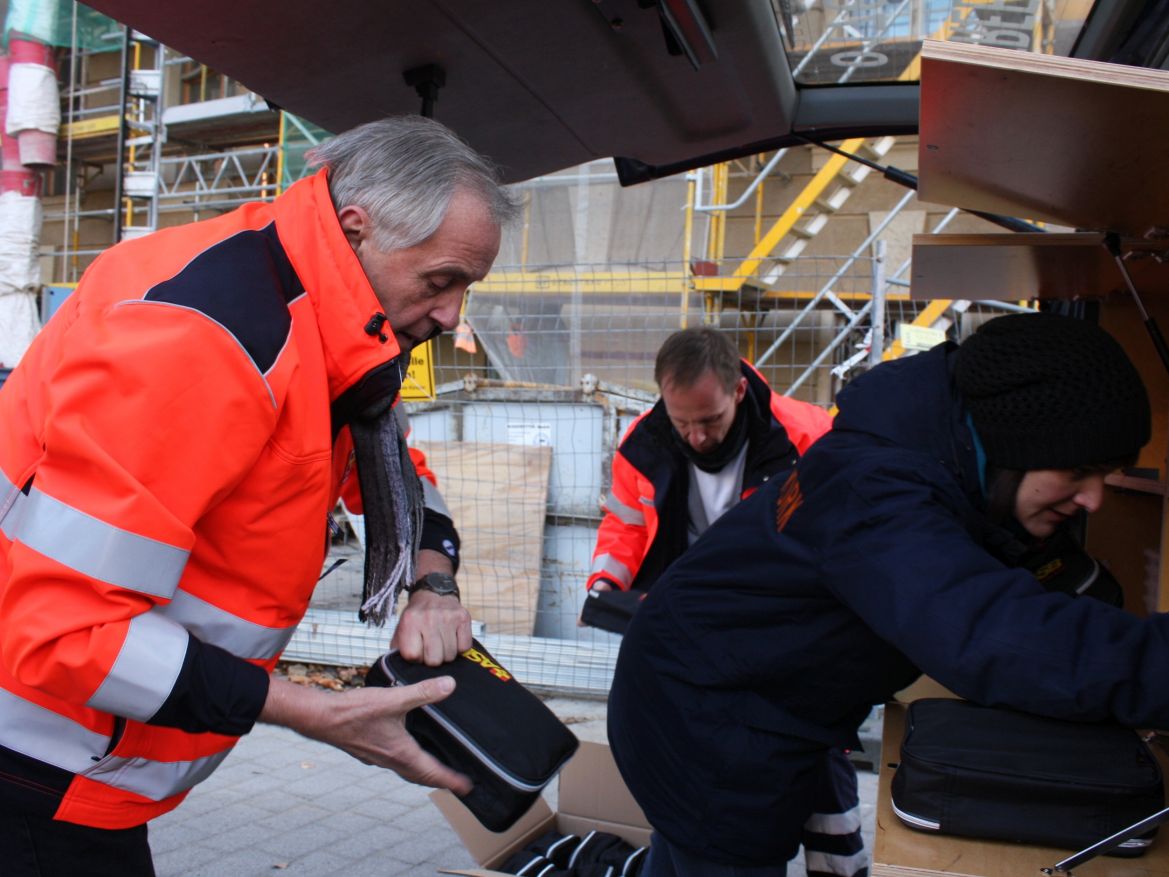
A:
6,36,58,167
0,42,45,367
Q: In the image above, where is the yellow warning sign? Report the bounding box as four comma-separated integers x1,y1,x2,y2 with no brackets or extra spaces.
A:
897,323,946,353
401,341,436,401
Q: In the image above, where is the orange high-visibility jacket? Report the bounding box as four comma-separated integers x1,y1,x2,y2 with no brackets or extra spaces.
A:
0,171,408,829
587,361,832,593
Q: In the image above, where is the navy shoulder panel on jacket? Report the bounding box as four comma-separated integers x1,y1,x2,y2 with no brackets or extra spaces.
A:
144,223,303,374
619,401,675,479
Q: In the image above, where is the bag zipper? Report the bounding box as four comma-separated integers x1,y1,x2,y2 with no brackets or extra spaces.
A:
891,798,941,831
379,655,553,792
419,701,548,792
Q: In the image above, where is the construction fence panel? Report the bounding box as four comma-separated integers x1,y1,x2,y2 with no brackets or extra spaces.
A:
289,253,1022,696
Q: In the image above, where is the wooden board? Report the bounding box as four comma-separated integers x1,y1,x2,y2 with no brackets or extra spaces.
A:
910,232,1169,301
415,441,553,636
874,704,1169,877
917,39,1169,236
1096,296,1169,615
910,232,1117,300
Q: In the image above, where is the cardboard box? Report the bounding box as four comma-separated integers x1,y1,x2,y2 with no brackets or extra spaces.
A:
431,740,652,876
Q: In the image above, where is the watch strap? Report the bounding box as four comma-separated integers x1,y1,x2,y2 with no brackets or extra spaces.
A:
407,571,460,600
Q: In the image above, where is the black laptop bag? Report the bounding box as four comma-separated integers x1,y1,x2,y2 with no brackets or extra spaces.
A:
891,698,1164,855
365,639,579,832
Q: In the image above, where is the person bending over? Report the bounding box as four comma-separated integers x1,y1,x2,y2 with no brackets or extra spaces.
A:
609,313,1158,877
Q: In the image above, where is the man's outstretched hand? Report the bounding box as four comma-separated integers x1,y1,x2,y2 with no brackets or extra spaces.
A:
260,674,471,795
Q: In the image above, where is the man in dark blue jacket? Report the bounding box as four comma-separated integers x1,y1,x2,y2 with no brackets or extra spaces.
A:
609,313,1156,876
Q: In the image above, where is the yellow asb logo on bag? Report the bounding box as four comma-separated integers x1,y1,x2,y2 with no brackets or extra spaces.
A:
461,647,512,682
1033,558,1063,582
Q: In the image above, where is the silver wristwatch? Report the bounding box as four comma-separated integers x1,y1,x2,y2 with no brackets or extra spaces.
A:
405,571,460,600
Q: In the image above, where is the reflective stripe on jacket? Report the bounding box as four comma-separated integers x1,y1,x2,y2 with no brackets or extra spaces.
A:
0,171,403,828
587,361,832,591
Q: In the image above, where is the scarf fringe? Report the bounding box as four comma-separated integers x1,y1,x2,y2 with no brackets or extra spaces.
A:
350,399,424,627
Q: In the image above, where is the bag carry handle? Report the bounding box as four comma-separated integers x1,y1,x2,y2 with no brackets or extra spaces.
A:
1042,804,1169,875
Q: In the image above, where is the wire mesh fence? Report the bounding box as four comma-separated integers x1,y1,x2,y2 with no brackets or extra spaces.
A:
299,249,1027,695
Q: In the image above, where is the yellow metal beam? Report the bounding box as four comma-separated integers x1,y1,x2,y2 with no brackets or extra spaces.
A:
712,163,729,262
681,175,696,327
693,137,867,294
60,115,121,139
473,269,912,302
61,112,157,141
275,111,287,196
474,270,690,295
760,290,912,303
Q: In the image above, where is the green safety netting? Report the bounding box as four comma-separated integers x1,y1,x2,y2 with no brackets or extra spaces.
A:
5,1,121,51
280,113,332,192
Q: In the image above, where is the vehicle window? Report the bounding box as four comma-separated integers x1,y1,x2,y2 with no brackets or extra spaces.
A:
779,0,1097,85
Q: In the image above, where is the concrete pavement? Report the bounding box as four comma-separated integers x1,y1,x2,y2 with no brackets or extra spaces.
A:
148,696,878,876
148,533,878,875
150,721,478,876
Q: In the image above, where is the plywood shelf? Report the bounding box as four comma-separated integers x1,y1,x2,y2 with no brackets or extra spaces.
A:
909,232,1169,301
1106,473,1167,497
917,39,1169,237
905,33,1169,787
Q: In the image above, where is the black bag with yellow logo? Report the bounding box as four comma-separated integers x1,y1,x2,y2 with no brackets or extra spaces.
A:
365,639,579,831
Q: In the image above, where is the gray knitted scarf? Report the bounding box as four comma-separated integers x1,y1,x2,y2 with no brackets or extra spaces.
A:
348,387,424,626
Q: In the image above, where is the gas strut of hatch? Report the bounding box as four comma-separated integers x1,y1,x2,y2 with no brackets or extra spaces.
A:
792,134,1046,235
798,136,1169,378
1104,231,1169,378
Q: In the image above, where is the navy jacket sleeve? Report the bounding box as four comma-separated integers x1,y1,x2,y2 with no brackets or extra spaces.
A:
815,453,1169,728
148,634,269,735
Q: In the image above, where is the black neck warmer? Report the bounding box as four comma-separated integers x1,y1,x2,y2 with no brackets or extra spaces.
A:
671,395,751,473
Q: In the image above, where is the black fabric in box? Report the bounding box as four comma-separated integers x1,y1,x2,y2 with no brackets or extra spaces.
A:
365,639,579,832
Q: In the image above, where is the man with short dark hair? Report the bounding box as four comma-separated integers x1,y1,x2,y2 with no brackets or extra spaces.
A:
0,115,518,873
587,326,831,595
586,327,861,877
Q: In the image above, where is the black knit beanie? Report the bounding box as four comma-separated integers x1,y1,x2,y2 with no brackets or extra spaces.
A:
954,313,1151,470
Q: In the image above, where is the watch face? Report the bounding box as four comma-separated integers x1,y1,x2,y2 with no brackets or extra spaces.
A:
419,573,458,595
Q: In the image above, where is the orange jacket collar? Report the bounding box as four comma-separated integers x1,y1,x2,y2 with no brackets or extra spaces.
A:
273,170,403,402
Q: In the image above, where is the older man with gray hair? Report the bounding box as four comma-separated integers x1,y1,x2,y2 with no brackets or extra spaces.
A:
0,115,517,875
